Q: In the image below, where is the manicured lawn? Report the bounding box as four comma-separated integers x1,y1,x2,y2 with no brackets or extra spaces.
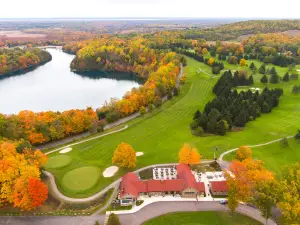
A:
61,166,101,193
46,57,300,198
224,138,300,175
45,155,72,169
142,211,262,225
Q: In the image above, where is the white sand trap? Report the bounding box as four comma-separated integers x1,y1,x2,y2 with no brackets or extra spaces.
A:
103,166,119,177
136,152,144,156
59,147,72,154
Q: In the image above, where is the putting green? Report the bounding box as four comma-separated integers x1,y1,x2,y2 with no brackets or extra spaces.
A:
62,166,101,192
45,155,72,169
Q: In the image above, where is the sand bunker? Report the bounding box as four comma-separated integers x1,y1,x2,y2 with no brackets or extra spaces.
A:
136,152,144,156
103,166,119,177
59,147,72,154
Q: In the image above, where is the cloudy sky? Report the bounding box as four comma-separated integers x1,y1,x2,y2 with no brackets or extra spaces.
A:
1,0,299,18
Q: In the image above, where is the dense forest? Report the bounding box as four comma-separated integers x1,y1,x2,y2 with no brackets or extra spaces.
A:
190,71,283,136
64,36,182,122
0,108,98,145
0,48,52,76
183,20,300,41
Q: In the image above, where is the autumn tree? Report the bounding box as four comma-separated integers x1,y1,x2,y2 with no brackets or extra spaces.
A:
0,141,48,210
252,180,280,225
178,143,200,165
228,191,238,214
235,146,252,161
202,48,208,54
277,163,300,225
225,159,274,203
112,142,136,168
208,58,215,66
240,58,247,67
14,177,48,211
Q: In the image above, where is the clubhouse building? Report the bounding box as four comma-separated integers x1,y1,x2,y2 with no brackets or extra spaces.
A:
119,163,207,205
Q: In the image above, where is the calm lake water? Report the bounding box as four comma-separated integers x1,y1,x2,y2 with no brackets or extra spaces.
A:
0,48,140,114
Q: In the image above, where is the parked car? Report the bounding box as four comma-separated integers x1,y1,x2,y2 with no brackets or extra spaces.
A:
220,200,228,205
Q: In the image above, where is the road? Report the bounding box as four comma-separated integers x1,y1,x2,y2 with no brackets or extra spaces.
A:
0,202,277,225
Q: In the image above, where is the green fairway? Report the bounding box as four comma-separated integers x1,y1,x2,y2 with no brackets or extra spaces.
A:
62,166,101,193
224,138,300,175
142,211,262,225
45,155,72,169
46,57,300,198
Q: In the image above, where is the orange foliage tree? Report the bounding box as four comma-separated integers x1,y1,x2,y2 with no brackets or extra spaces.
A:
0,141,48,210
178,143,201,165
112,142,136,168
225,159,274,203
235,146,252,161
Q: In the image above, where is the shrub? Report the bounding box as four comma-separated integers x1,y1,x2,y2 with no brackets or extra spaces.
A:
280,137,289,147
190,120,199,130
212,66,221,74
167,92,173,100
139,106,146,115
153,96,162,107
295,130,300,140
209,161,222,171
173,87,180,96
290,73,299,80
148,104,154,112
180,75,187,84
191,126,204,136
292,85,300,94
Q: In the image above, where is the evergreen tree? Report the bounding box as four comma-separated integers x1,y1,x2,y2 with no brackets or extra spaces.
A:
107,213,121,225
250,62,257,71
295,129,300,140
248,75,254,85
270,73,279,84
270,67,276,75
259,64,266,74
261,102,271,113
234,109,248,127
260,75,268,83
282,72,290,82
193,110,201,120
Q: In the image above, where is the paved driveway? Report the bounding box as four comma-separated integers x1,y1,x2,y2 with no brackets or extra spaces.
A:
0,202,277,225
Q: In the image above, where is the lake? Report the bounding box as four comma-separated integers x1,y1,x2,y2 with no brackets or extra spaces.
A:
0,48,141,114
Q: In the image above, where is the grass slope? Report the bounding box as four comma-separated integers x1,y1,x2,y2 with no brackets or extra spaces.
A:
142,211,262,225
46,57,300,198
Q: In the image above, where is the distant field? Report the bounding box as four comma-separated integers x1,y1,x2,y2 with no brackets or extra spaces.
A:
46,56,300,198
142,211,262,225
0,30,46,38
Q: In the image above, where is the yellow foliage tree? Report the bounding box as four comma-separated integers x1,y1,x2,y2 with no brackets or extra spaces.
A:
208,58,215,66
112,142,136,168
202,48,208,54
240,58,247,66
178,143,200,165
235,146,252,161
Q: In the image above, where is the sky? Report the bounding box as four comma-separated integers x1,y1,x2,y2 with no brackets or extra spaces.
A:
1,0,300,19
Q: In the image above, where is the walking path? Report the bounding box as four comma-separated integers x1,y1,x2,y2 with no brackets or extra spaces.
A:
44,161,212,203
218,135,294,168
0,202,277,225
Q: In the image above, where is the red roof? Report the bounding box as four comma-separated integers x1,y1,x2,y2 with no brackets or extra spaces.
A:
147,179,185,192
176,163,199,191
210,181,228,192
120,164,206,198
120,172,139,198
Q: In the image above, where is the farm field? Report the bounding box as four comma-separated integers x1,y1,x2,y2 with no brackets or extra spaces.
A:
142,211,262,225
45,56,300,198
